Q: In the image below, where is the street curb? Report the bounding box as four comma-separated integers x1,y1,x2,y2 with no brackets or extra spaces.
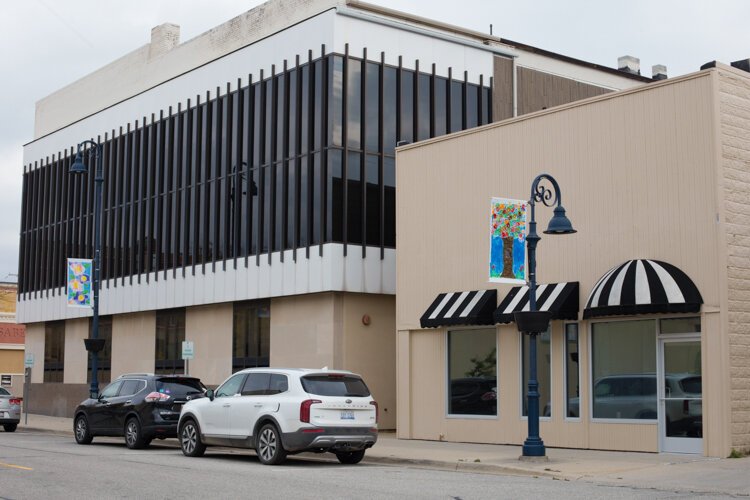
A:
18,426,72,436
17,426,553,477
360,454,555,478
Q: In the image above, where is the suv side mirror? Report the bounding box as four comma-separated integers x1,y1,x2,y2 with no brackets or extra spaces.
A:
206,389,215,401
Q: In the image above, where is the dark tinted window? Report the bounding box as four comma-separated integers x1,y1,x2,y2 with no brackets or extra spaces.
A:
119,379,145,396
269,374,288,394
241,373,270,396
301,374,370,397
155,377,205,397
679,376,702,394
99,380,123,399
0,388,10,396
346,152,362,244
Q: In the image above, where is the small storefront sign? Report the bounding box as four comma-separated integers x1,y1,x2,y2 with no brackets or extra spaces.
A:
182,341,194,360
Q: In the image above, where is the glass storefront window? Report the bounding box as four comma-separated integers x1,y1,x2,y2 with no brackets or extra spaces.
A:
591,320,656,420
448,328,497,416
233,300,270,371
521,328,551,417
44,321,65,383
155,308,186,375
565,323,579,418
661,317,700,334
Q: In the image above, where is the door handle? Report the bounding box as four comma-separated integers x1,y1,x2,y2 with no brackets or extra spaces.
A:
223,403,231,408
254,404,263,408
104,401,111,406
125,400,132,405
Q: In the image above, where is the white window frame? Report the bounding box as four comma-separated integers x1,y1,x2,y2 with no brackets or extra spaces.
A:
587,314,700,425
444,326,499,420
563,322,581,422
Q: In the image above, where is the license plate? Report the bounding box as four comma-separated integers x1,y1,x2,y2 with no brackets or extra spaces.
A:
340,410,354,420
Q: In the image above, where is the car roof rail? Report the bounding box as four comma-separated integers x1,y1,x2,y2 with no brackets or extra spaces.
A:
117,373,154,379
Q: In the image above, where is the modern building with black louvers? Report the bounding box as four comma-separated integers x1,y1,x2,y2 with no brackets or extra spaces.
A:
19,0,649,425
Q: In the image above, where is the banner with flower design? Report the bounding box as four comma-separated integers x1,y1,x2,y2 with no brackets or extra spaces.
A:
67,258,92,308
489,198,527,284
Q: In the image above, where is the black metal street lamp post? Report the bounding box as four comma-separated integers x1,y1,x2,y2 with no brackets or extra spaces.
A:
514,173,576,458
71,140,106,399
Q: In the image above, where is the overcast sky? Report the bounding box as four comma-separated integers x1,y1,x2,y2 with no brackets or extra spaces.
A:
1,0,747,284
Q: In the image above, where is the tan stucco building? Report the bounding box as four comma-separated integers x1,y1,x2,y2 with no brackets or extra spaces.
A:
395,63,750,456
20,0,648,423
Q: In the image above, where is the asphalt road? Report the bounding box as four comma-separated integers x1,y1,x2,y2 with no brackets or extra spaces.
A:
0,431,734,499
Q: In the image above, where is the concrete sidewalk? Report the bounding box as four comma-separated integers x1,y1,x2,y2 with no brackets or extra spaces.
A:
14,414,750,496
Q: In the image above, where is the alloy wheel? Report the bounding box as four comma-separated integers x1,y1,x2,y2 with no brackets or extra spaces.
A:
182,424,196,455
126,421,138,447
75,418,87,441
258,427,277,462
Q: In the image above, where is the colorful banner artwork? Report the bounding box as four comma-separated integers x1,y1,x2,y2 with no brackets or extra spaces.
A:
489,198,527,284
67,258,93,308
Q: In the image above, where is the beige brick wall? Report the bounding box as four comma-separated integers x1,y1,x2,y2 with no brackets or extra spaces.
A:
720,66,750,453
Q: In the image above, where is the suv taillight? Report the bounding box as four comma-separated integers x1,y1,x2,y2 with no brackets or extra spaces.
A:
370,401,378,423
9,398,21,406
300,399,321,423
144,392,171,403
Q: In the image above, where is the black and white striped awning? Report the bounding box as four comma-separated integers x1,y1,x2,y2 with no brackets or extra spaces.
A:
493,282,579,324
583,259,703,319
420,290,497,328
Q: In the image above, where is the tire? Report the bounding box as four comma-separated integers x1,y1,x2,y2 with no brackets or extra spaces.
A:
125,417,148,449
180,419,206,457
4,423,17,433
335,450,365,465
74,415,93,444
256,423,287,465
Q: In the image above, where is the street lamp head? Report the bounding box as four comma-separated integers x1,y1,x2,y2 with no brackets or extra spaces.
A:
544,205,576,235
70,152,87,174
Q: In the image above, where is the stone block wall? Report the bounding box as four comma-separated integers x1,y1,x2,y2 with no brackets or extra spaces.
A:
720,66,750,453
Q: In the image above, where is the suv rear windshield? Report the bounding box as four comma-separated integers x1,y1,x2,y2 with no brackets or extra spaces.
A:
679,376,702,394
155,377,205,397
301,375,370,397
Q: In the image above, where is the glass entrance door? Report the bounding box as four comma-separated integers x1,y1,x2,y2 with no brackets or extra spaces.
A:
659,338,702,454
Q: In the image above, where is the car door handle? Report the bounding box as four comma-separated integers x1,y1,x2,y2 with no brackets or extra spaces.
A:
223,403,231,408
103,401,111,406
125,400,132,405
254,404,263,408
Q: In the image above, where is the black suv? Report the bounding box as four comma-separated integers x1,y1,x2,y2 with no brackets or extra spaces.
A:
73,373,205,449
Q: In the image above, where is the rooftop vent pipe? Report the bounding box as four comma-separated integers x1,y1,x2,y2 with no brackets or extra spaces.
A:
618,55,640,75
652,64,667,80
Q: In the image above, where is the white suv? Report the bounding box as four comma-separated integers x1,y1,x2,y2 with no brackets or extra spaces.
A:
178,368,378,465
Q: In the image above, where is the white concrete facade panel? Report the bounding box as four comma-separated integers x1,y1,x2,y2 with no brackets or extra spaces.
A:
24,11,338,165
333,14,493,83
18,244,395,323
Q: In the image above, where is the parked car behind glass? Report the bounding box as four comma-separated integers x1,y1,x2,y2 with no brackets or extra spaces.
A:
178,368,378,465
568,373,702,436
0,387,21,432
449,377,496,415
74,373,206,448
